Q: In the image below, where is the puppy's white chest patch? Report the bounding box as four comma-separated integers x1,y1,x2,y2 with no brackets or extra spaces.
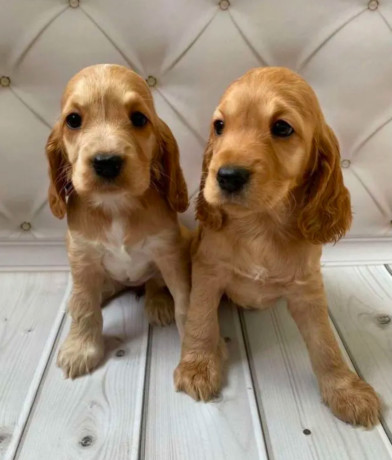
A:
102,220,158,285
234,263,269,283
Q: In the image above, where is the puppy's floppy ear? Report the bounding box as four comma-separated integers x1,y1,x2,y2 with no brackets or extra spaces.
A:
45,122,68,219
156,119,188,213
195,134,225,230
297,123,352,244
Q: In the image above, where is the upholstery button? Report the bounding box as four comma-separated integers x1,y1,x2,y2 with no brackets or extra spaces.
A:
20,222,32,231
376,314,391,325
219,0,230,10
69,0,79,8
341,159,351,168
146,75,157,87
0,76,11,87
368,0,379,10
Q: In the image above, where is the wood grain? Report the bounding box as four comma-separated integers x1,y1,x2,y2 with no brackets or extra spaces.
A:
242,294,392,460
323,265,392,438
143,302,268,460
4,266,392,460
15,291,149,460
0,272,68,460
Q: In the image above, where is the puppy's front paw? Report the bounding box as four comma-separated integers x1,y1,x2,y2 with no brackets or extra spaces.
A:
145,290,175,327
174,351,224,401
57,334,104,379
322,372,380,427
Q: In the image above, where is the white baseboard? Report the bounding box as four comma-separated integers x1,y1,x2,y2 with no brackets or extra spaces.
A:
322,238,392,266
0,241,68,271
0,238,392,270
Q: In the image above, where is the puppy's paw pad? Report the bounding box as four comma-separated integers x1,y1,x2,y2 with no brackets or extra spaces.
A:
57,336,104,379
324,374,380,427
174,354,222,401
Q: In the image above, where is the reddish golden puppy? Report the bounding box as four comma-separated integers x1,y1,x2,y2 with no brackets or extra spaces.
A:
175,67,380,427
46,64,190,378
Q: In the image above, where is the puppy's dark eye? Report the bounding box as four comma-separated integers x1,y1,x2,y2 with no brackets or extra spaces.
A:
130,111,148,128
66,113,82,129
214,119,224,136
271,120,294,137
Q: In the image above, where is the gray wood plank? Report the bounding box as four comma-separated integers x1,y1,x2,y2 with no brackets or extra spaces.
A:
15,291,149,460
323,265,392,438
243,295,392,460
144,303,268,460
0,272,69,460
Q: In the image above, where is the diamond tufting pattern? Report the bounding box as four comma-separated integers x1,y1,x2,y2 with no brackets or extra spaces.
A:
0,0,391,243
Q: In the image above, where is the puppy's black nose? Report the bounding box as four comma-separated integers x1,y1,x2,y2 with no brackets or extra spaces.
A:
217,166,250,193
93,154,123,179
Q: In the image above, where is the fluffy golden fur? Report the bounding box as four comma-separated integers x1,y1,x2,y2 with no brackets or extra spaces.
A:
174,67,380,427
46,64,190,378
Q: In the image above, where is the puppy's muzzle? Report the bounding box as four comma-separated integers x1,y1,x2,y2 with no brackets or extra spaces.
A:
217,166,250,193
92,154,123,180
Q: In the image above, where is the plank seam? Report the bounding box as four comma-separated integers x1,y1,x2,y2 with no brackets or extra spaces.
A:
238,309,272,460
137,324,153,460
0,267,70,273
384,264,392,276
5,275,72,460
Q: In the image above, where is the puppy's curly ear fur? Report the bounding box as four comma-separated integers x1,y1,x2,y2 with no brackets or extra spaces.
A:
46,122,69,219
196,135,225,230
156,119,188,213
297,123,352,244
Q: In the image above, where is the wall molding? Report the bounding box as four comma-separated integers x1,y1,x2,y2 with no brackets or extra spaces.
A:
0,241,68,271
0,238,392,271
321,238,392,266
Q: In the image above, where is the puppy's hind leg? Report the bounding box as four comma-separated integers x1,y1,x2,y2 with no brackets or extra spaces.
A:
101,279,126,307
145,277,175,327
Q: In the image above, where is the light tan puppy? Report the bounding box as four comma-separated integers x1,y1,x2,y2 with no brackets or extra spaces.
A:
46,64,190,378
175,67,380,427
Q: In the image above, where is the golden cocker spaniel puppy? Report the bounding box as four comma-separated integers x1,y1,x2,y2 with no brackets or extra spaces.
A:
174,67,380,427
46,64,190,378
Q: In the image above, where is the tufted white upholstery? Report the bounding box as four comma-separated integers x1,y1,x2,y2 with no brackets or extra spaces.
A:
0,0,391,261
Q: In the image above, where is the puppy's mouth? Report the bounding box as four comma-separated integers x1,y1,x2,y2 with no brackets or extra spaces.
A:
89,190,136,211
64,181,74,197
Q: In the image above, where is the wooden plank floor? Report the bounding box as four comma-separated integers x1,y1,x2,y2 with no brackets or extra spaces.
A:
1,266,392,459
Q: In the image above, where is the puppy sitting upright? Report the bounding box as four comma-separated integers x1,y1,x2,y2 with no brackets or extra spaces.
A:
46,64,190,378
175,67,380,427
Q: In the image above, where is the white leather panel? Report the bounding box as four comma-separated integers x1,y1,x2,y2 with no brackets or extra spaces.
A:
0,0,391,242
